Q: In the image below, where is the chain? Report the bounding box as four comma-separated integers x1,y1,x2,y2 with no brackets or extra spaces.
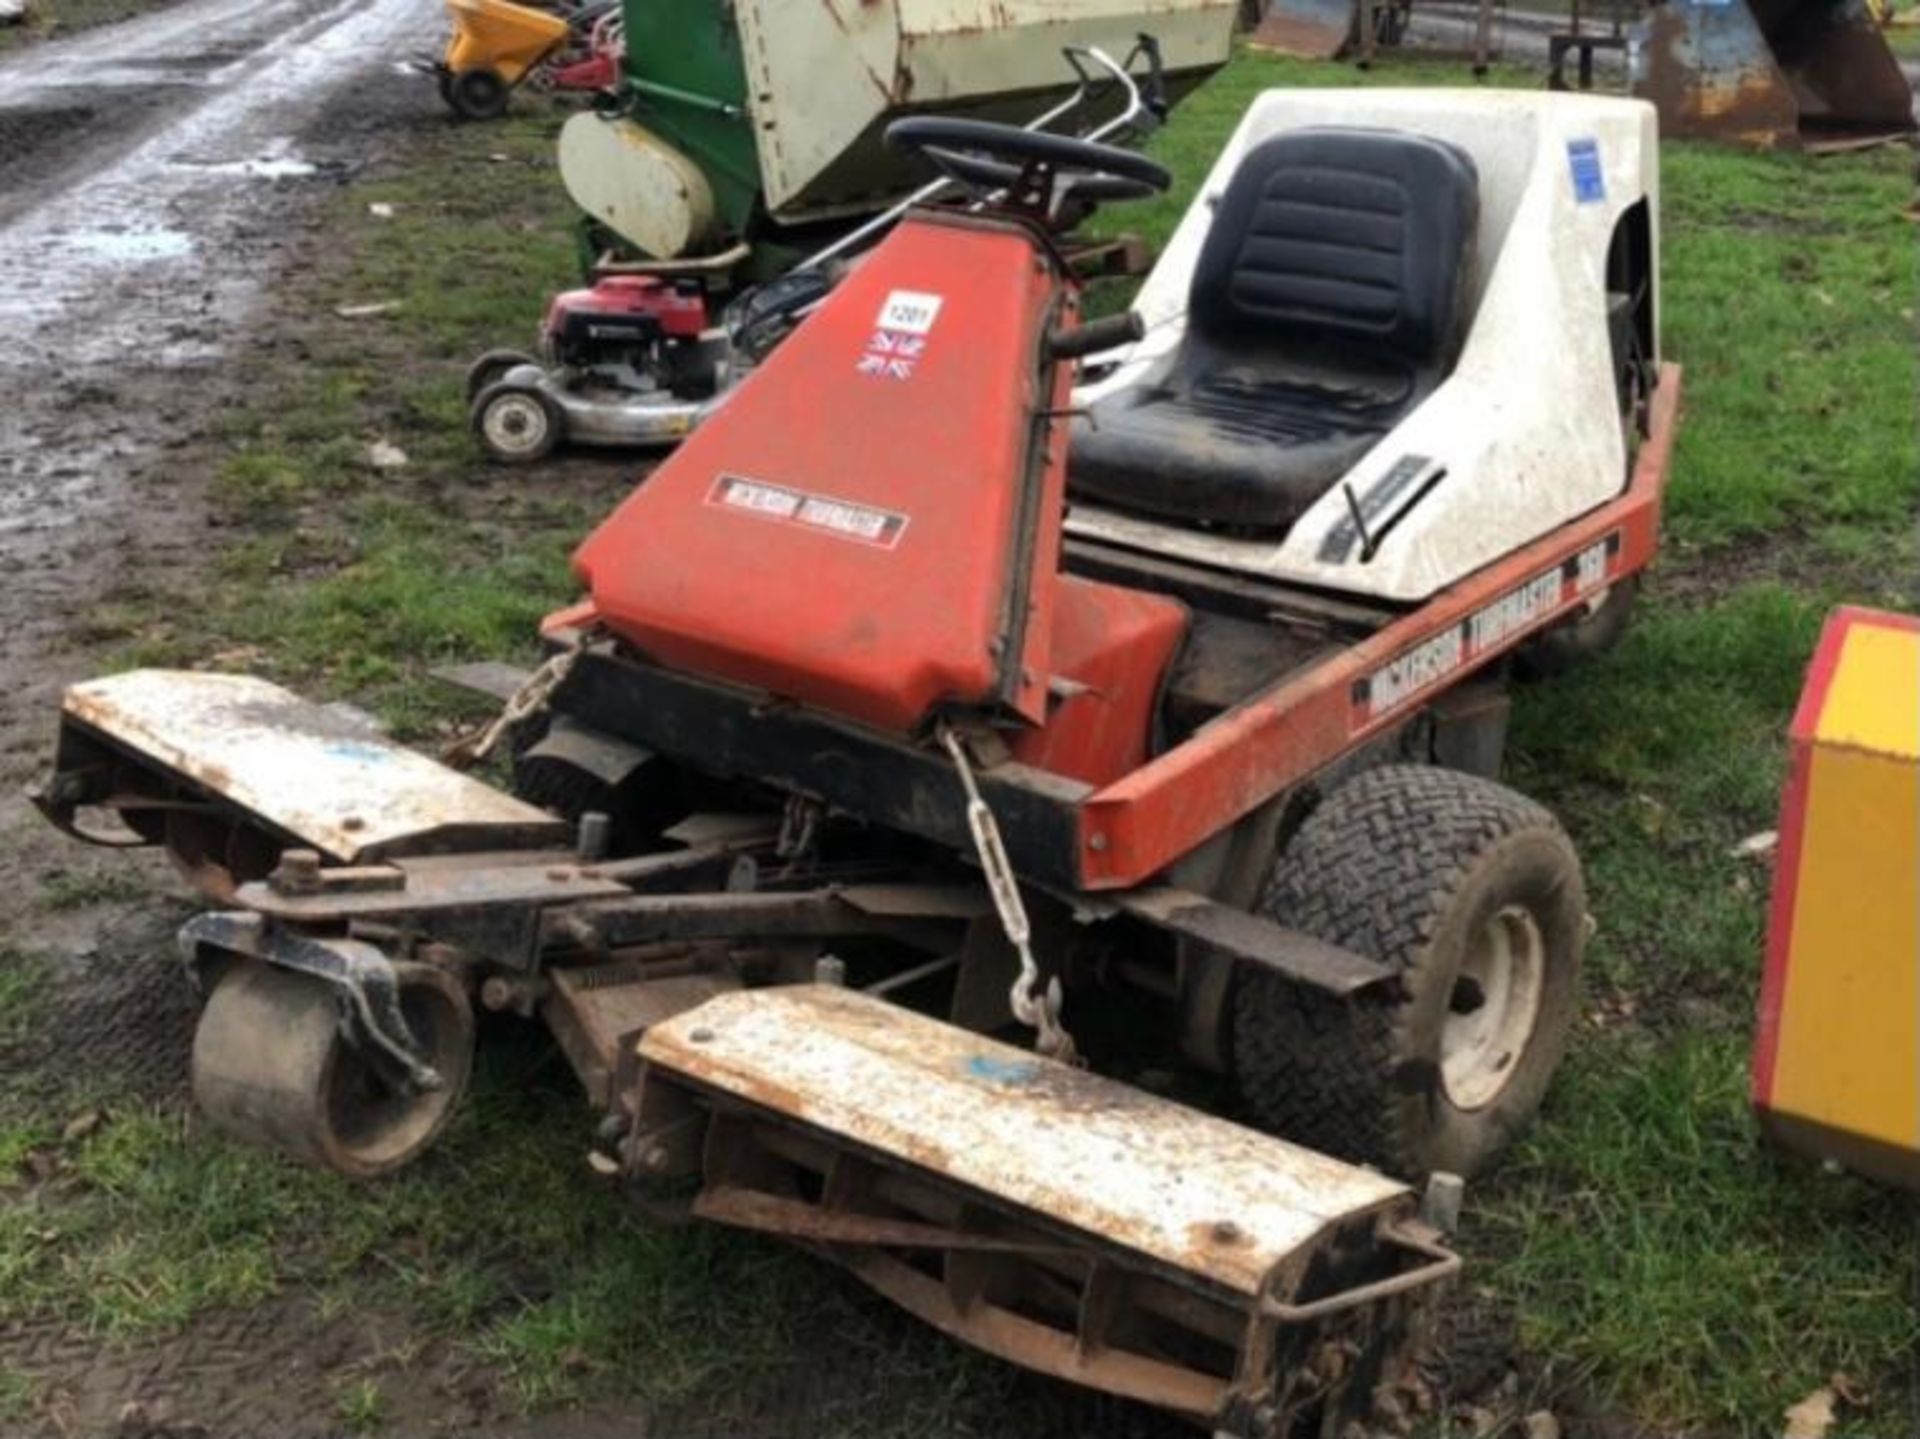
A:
776,794,824,861
937,724,1077,1064
443,628,594,770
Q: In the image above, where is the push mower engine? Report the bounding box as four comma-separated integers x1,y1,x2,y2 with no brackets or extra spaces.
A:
544,275,711,377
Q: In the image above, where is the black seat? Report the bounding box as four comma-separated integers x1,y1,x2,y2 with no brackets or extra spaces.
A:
1069,127,1480,534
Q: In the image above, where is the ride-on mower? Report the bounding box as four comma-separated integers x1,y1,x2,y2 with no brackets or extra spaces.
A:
37,85,1677,1433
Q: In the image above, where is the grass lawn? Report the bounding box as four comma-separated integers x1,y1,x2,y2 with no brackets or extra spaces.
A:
4,46,1917,1438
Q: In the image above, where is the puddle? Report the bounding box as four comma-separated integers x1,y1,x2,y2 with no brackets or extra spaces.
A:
167,134,316,180
69,227,195,261
170,137,319,180
190,155,319,178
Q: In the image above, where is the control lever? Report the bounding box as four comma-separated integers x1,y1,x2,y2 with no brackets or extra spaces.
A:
1046,311,1145,363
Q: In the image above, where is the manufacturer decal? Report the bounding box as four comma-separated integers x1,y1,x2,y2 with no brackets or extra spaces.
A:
707,474,909,549
1567,138,1606,205
857,289,944,380
1349,533,1621,728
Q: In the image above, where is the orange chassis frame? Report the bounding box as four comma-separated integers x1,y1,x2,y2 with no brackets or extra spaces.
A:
1077,363,1681,890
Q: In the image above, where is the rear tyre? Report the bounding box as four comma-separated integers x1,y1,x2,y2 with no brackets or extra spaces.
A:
466,348,540,402
1231,765,1585,1180
447,67,511,121
1514,574,1639,680
192,961,474,1178
472,380,564,464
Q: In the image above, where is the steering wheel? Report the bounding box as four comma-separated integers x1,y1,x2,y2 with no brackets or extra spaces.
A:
884,117,1171,215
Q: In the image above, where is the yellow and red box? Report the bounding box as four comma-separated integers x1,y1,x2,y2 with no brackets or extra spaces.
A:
1754,606,1920,1189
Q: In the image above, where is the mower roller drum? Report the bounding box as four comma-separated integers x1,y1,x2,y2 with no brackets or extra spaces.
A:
192,960,475,1178
1234,767,1586,1179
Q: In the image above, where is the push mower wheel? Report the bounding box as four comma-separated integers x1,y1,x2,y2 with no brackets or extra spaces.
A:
472,380,564,464
446,66,511,121
191,960,475,1179
1231,765,1586,1180
1514,575,1640,679
466,348,540,402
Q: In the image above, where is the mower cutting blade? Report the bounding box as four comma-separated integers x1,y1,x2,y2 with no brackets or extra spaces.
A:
629,986,1456,1429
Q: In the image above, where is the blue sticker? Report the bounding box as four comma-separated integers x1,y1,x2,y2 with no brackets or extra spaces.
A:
322,740,391,764
1567,138,1606,205
965,1054,1039,1086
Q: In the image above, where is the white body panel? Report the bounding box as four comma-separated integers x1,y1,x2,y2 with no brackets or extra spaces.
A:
734,0,1237,218
1069,89,1660,603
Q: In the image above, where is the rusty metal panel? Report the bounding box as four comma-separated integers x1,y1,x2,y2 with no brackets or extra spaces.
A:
1248,0,1355,59
730,0,1238,218
640,984,1408,1297
1640,0,1914,147
62,670,567,864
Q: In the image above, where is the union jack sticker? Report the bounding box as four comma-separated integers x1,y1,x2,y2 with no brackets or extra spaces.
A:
857,327,928,381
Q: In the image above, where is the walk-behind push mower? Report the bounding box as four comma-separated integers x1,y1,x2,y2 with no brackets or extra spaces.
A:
465,44,1177,465
38,86,1676,1434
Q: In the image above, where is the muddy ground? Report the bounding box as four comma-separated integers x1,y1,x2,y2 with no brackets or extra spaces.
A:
0,2,615,1432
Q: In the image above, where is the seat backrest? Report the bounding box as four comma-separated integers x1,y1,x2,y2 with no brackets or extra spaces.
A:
1188,127,1480,372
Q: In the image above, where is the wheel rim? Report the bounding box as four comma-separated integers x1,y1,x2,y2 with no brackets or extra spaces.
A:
1441,904,1546,1110
482,392,550,456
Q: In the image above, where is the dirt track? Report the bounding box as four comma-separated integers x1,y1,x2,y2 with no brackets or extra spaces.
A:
0,0,422,626
0,0,426,934
0,6,479,1431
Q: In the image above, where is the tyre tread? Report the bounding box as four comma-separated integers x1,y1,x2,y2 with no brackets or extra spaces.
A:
1233,765,1570,1175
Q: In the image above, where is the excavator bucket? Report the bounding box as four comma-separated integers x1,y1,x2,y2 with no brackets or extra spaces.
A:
1640,0,1916,149
624,986,1459,1434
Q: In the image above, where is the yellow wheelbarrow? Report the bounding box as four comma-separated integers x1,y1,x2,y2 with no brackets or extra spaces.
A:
426,0,573,120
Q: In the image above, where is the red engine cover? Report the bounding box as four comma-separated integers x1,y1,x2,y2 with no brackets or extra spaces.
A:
546,275,708,339
573,214,1068,734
